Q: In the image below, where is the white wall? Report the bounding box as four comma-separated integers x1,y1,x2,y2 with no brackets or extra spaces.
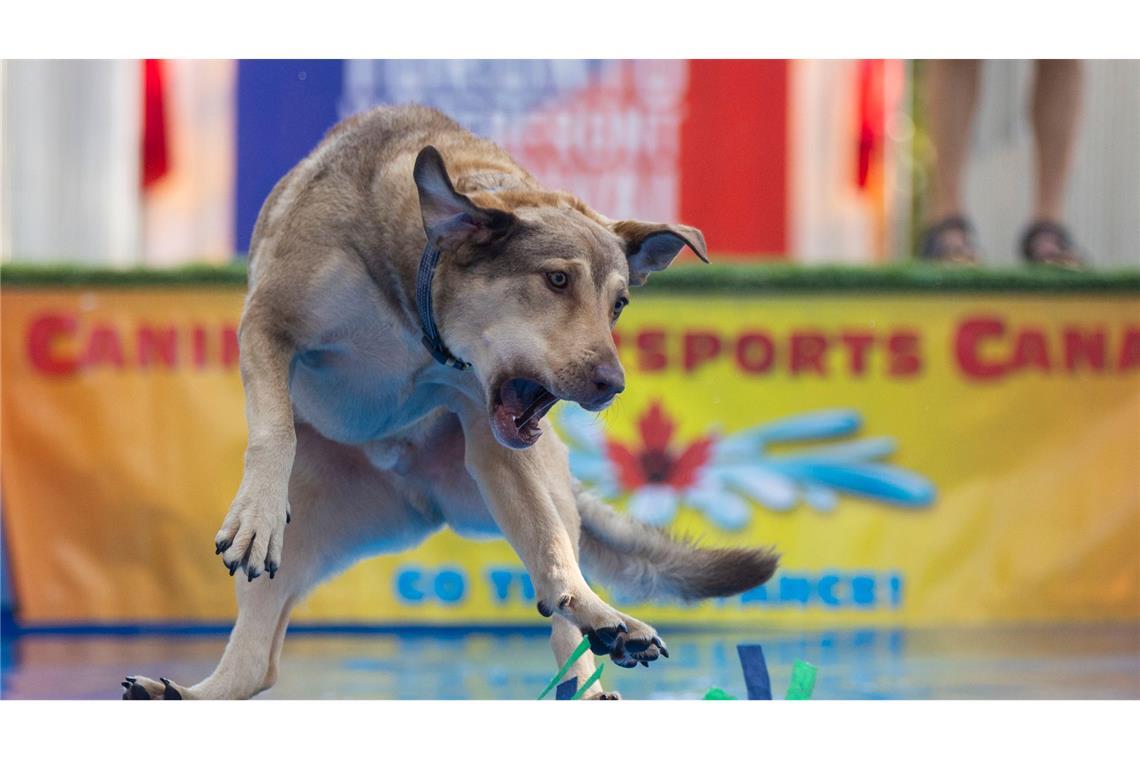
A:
1,59,236,266
1,60,141,264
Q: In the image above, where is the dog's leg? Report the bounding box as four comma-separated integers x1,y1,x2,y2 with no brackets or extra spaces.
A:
123,512,309,700
460,413,666,667
123,425,441,700
213,310,296,581
124,471,319,700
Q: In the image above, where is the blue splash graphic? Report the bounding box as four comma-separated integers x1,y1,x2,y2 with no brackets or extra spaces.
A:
557,406,936,532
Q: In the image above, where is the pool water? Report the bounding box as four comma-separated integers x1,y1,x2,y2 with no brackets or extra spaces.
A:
2,623,1137,699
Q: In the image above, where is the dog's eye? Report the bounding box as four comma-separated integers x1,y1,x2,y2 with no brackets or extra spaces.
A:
546,271,569,291
612,296,629,319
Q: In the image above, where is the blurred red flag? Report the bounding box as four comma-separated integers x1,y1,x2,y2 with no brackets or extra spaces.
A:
142,59,169,189
856,59,885,191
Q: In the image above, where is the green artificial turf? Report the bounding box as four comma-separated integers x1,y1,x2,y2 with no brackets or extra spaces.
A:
2,260,1138,293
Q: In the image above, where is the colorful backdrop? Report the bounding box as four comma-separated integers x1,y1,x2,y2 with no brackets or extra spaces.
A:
2,272,1137,629
235,59,790,257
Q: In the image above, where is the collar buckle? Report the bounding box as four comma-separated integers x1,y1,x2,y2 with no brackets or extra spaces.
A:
421,334,470,371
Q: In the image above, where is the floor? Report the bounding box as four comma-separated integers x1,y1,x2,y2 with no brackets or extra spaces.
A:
2,623,1138,699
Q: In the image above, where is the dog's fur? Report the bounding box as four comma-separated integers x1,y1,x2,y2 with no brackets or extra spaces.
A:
121,105,778,700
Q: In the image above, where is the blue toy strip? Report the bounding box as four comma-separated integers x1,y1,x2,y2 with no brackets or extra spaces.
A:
555,677,578,700
537,637,591,699
736,644,773,700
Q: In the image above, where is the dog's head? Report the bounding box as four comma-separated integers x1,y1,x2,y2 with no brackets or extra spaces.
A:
414,146,706,449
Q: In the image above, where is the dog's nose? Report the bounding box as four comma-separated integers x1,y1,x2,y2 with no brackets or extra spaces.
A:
591,363,626,401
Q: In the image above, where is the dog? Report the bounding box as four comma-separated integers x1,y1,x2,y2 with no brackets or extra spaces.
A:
121,105,778,700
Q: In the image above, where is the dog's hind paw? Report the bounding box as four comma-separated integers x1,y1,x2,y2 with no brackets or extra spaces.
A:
121,675,186,700
588,690,622,700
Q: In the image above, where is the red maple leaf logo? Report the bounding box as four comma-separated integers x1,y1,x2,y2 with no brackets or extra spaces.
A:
606,400,713,491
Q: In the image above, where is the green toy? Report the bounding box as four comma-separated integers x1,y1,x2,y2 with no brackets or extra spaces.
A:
784,659,818,700
537,637,591,700
703,687,737,700
571,663,605,700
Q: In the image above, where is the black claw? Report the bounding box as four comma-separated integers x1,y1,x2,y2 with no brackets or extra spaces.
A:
215,538,231,555
268,568,276,580
653,635,669,658
125,676,136,683
228,563,237,577
640,660,649,668
121,681,131,689
129,683,151,700
161,677,182,700
286,512,291,524
616,621,628,633
247,570,260,582
536,600,553,618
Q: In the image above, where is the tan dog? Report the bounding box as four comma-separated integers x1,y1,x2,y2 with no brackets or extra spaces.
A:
122,105,777,700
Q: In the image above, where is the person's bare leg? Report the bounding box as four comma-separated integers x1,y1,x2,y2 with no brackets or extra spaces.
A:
924,59,982,222
1031,60,1082,223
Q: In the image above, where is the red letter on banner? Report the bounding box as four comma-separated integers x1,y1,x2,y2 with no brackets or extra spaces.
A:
27,312,80,376
636,329,668,373
736,332,776,374
1118,328,1140,372
683,331,722,373
955,317,1006,380
888,331,922,377
790,331,828,376
83,325,125,370
839,331,875,376
1063,328,1106,372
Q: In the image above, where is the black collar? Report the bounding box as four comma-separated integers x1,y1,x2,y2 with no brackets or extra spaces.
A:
415,240,470,371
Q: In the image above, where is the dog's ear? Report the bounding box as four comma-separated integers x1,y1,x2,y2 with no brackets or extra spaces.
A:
414,146,514,249
611,220,709,286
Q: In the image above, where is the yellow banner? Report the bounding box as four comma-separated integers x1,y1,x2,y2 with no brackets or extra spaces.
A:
2,287,1137,627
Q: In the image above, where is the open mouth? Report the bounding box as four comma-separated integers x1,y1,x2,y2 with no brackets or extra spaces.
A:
491,377,560,449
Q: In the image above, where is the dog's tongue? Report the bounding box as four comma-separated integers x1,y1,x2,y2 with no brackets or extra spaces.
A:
500,379,528,418
515,391,557,430
498,379,558,439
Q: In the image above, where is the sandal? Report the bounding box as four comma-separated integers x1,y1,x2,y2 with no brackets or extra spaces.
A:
918,215,980,265
1020,220,1084,269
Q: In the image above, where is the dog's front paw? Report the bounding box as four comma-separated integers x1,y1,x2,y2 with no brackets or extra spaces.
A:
590,613,668,669
571,606,667,669
121,675,187,700
213,494,287,581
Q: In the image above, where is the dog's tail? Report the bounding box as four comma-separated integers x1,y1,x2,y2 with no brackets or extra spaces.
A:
574,484,779,603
